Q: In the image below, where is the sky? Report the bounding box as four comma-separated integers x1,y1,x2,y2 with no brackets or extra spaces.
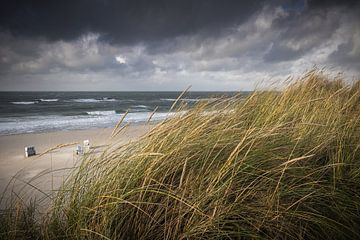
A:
0,0,359,91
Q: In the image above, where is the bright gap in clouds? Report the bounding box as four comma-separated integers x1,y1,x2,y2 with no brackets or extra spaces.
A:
115,55,126,64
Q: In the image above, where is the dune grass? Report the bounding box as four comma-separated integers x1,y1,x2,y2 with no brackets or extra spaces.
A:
1,70,360,239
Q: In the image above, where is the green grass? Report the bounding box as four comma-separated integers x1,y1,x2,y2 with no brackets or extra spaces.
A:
1,70,360,239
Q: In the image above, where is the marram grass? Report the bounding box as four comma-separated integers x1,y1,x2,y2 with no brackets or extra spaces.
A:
1,70,360,239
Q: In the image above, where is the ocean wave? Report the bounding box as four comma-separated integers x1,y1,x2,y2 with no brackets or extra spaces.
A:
160,98,177,102
101,97,117,101
11,101,37,105
86,110,117,116
0,111,177,135
124,112,176,123
38,98,59,102
160,98,217,102
71,98,117,103
133,105,149,108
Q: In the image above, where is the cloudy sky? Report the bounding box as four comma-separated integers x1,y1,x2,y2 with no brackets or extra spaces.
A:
0,0,359,91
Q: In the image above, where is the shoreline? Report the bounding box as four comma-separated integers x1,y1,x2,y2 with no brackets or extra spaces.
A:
0,126,113,137
0,124,154,206
0,120,162,137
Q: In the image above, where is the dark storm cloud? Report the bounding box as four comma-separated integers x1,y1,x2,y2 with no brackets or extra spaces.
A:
307,0,359,8
0,0,359,91
264,8,340,62
0,0,268,44
328,31,360,70
264,0,359,63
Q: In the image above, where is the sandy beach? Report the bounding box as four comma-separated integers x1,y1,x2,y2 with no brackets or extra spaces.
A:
0,124,153,206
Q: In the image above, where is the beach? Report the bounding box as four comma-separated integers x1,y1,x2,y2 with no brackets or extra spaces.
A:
0,124,153,205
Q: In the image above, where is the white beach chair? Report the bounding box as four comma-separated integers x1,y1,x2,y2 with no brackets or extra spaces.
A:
83,139,90,152
76,145,83,155
25,146,36,157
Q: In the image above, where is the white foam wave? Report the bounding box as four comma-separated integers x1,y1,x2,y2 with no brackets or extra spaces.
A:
11,101,36,105
71,98,117,103
102,97,117,102
0,111,179,135
86,110,117,116
161,98,217,102
133,105,149,108
71,98,101,103
39,98,58,102
160,98,177,101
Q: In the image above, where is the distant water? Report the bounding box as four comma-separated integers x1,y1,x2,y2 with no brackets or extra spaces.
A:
0,92,241,135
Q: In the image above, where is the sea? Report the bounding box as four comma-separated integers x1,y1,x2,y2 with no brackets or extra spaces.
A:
0,92,239,135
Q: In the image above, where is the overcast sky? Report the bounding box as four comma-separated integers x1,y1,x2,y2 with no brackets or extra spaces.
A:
0,0,359,91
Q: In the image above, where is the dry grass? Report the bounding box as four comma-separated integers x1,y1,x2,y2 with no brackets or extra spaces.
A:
1,70,360,239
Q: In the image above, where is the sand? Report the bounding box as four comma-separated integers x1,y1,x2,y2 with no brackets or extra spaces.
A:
0,124,153,207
